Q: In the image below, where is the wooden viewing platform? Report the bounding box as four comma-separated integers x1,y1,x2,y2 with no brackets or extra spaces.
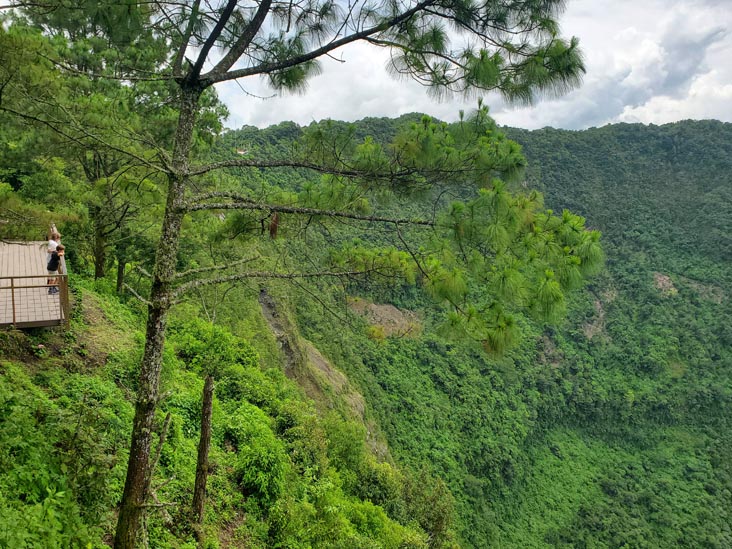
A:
0,241,70,328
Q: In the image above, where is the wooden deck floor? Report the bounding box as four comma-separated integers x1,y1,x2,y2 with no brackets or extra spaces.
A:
0,241,67,328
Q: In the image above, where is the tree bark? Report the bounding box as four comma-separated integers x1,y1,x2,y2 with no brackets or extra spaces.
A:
116,225,130,294
113,296,172,548
93,227,107,279
116,255,126,294
192,375,214,542
114,85,202,549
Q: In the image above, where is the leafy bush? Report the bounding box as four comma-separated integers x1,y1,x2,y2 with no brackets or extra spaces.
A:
225,403,288,507
0,361,131,547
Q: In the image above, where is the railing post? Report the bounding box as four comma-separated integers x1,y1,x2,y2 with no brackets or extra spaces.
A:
60,275,70,327
11,277,16,325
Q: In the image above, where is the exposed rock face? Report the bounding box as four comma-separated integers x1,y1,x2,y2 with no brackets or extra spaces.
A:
258,288,303,375
583,299,606,341
653,272,678,296
258,289,390,460
348,297,421,338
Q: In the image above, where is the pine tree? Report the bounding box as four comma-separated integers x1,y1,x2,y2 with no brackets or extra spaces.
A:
1,2,594,547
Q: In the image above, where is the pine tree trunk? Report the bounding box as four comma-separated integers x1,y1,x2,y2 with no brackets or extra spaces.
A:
192,375,214,542
93,219,107,279
114,85,202,549
113,293,172,548
116,226,130,294
116,256,126,294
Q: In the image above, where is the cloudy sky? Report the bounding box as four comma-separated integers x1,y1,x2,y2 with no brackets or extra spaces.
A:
217,0,732,130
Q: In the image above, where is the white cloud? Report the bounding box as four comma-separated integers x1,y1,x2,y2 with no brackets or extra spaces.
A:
217,0,732,130
491,0,732,128
217,43,476,129
619,70,732,124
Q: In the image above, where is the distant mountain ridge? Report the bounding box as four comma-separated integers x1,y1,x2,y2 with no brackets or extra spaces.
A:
505,120,732,263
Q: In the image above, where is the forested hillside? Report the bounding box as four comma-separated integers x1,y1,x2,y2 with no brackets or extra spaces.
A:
501,121,732,546
1,2,603,546
2,71,732,548
206,118,732,547
265,119,732,547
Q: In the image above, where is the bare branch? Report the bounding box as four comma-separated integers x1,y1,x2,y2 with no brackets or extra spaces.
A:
291,278,352,328
154,474,177,492
185,192,435,227
147,412,172,495
395,222,431,280
134,265,153,278
123,283,152,306
206,0,274,78
175,254,260,279
210,0,437,84
189,0,238,82
173,269,376,299
173,0,202,77
135,408,174,537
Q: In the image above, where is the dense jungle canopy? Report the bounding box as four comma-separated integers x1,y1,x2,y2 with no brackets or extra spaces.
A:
0,1,731,548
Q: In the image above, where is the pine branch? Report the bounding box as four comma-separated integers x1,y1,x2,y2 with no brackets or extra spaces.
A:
185,192,435,227
173,268,376,300
186,155,486,183
0,103,164,173
0,1,64,10
186,156,414,178
36,51,169,82
210,0,438,84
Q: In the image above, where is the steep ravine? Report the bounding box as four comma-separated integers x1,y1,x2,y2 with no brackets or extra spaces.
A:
258,288,391,460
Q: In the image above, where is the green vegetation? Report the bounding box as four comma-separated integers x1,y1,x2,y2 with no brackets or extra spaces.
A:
0,283,455,547
2,103,732,547
216,118,732,547
0,4,729,546
2,115,731,547
0,2,589,542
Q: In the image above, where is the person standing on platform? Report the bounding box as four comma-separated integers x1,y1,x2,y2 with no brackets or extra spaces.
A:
46,231,60,286
47,244,64,294
47,231,61,262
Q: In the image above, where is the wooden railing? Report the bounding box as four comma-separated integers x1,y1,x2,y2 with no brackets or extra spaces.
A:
0,274,70,328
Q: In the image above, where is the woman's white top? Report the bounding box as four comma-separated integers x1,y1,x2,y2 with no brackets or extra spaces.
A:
47,239,59,265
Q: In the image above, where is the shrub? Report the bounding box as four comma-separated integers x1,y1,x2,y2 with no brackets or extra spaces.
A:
225,403,289,507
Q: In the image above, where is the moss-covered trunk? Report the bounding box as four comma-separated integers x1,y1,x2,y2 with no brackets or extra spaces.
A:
114,85,201,549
